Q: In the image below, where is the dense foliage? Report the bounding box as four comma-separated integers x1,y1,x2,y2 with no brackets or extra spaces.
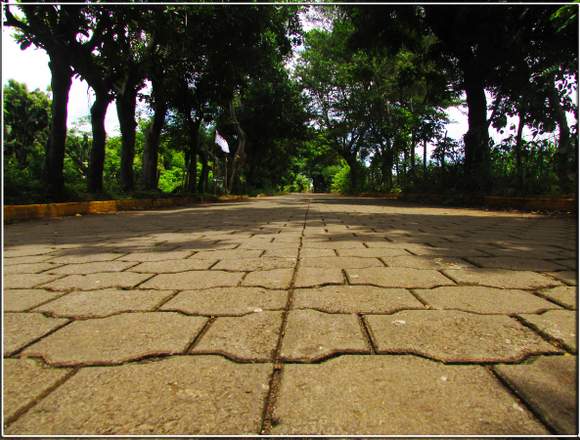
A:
3,4,577,203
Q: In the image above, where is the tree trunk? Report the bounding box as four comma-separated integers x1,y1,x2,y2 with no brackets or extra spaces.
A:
88,93,111,193
227,99,247,193
142,98,167,190
549,86,572,194
463,65,490,192
117,87,138,192
514,109,526,192
382,145,393,191
346,155,360,193
410,130,416,182
186,117,201,193
423,139,428,177
45,53,73,196
198,148,209,194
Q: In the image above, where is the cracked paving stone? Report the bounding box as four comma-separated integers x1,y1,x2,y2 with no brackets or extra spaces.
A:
34,289,174,318
4,273,62,289
4,289,66,312
494,355,577,435
192,311,282,361
539,285,576,309
190,249,263,259
336,248,411,258
118,250,194,262
546,271,576,286
518,310,576,352
160,287,287,315
294,267,344,288
128,259,217,273
141,271,244,290
4,313,69,355
414,286,560,314
467,256,566,272
213,257,296,271
302,241,366,250
366,310,560,362
242,268,294,289
46,261,138,275
346,267,453,288
300,256,383,269
49,252,125,264
3,358,72,423
22,312,207,365
271,356,549,435
6,356,271,435
380,255,474,270
280,310,368,361
40,272,151,291
442,268,560,289
293,286,422,314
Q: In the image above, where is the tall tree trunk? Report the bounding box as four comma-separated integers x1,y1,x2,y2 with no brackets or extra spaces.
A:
142,98,167,190
463,65,490,192
410,130,416,182
514,109,526,192
382,144,393,191
227,99,246,194
198,148,209,194
88,93,111,193
45,53,73,196
117,87,138,192
186,117,201,193
423,139,428,178
345,155,360,193
549,86,572,194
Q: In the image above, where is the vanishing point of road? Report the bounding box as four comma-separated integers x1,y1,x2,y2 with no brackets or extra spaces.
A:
3,194,577,435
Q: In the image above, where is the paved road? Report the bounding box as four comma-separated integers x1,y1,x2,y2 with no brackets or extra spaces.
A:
3,194,577,435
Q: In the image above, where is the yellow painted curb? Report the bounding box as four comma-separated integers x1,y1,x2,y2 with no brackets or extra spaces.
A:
4,195,248,223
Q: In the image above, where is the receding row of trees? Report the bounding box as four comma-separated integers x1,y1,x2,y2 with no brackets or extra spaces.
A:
3,4,578,201
5,3,307,198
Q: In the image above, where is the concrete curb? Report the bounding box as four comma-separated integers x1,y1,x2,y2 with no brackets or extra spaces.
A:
4,195,249,223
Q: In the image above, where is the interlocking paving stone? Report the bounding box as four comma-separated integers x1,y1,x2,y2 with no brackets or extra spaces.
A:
4,255,54,266
6,356,271,435
303,240,366,249
141,270,243,290
213,257,296,271
518,310,576,352
494,355,577,434
46,261,138,275
242,268,294,289
406,246,490,257
467,256,567,272
3,358,72,423
160,287,287,315
34,289,174,318
346,267,454,288
4,313,69,355
293,286,422,313
22,312,207,365
40,272,151,291
294,267,344,288
262,247,301,258
4,273,62,289
4,246,54,258
442,268,560,289
3,262,62,274
552,259,577,270
128,259,216,273
192,311,282,361
539,285,576,309
190,249,262,259
49,252,125,264
280,310,368,361
414,286,560,314
118,250,194,262
271,356,549,435
4,289,66,312
336,247,411,258
366,310,560,362
381,255,474,270
300,256,383,269
546,271,577,285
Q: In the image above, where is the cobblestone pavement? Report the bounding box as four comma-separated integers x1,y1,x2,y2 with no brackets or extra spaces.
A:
3,194,577,435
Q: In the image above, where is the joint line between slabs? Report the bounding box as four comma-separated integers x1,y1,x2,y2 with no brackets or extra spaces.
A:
260,198,311,435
